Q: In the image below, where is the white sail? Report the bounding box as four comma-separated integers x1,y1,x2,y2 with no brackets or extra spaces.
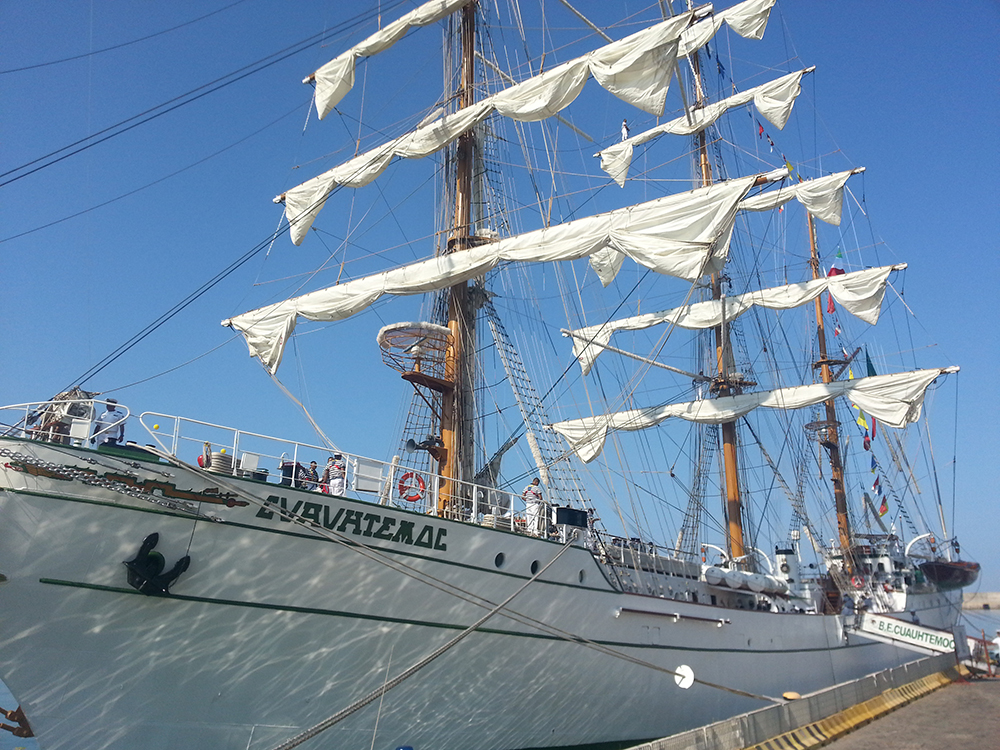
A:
551,367,958,463
308,0,474,120
679,0,776,56
227,176,759,374
739,168,861,225
281,0,777,245
568,263,904,376
599,69,808,186
589,166,858,287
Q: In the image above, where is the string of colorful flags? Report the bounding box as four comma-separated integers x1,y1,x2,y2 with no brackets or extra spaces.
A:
849,349,889,518
752,111,795,215
754,110,891,525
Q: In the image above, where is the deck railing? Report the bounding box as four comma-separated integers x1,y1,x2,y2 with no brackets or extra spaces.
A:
0,400,583,539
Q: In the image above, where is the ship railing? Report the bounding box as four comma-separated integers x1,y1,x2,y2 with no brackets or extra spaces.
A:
966,633,997,676
135,411,585,540
0,399,129,447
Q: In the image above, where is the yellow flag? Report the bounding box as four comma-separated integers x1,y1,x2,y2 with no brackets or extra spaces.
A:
848,368,869,428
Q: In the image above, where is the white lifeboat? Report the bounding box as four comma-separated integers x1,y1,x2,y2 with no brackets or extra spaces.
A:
704,566,726,586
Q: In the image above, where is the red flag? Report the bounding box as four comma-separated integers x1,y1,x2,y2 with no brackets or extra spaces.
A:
758,123,764,137
827,294,836,314
827,266,846,277
871,416,876,440
878,497,889,516
863,430,870,451
872,475,880,491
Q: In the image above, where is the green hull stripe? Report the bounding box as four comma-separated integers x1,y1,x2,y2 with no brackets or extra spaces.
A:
37,577,875,656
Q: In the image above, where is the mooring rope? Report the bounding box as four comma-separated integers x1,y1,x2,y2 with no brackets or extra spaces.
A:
135,446,782,706
270,536,579,750
4,442,782,725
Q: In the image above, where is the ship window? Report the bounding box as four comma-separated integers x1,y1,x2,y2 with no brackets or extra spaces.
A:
877,562,886,572
494,553,505,569
530,560,540,575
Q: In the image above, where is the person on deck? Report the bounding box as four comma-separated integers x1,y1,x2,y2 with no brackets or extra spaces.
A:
91,399,125,446
522,477,547,537
300,461,319,491
322,454,346,495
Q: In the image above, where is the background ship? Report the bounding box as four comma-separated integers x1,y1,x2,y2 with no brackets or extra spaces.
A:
0,1,993,749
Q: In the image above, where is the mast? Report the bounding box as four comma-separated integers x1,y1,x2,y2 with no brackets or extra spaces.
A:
440,1,477,516
691,51,748,563
806,206,854,572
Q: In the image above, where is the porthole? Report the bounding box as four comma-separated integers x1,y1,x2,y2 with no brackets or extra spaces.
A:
530,560,540,575
494,552,505,569
578,569,586,584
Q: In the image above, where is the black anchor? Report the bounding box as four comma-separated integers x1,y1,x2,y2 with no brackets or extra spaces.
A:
123,533,190,596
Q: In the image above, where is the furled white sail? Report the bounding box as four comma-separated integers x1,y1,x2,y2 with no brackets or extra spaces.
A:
308,0,473,120
281,0,777,245
739,168,860,226
599,69,808,186
226,176,758,374
678,0,775,56
590,164,859,287
551,367,958,463
567,263,905,376
283,11,693,244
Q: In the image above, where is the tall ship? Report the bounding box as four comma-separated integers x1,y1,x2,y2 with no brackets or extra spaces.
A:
0,1,979,748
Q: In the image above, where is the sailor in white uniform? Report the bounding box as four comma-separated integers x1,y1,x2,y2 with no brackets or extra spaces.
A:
522,477,547,537
91,398,125,446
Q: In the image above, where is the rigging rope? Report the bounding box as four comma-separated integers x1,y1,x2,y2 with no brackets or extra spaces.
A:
268,372,340,452
0,0,412,187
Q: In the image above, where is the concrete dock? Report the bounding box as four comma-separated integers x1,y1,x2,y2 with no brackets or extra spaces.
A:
822,675,1000,749
963,591,1000,610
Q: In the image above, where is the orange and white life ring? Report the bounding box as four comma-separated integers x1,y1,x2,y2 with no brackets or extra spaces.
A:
398,472,426,502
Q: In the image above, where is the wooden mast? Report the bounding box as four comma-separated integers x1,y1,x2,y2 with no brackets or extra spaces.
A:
690,52,747,563
439,1,477,516
805,206,854,573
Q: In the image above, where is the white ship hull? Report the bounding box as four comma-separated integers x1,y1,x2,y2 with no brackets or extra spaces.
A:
0,437,961,750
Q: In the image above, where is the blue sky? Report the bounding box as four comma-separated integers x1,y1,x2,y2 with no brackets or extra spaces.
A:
2,0,998,602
